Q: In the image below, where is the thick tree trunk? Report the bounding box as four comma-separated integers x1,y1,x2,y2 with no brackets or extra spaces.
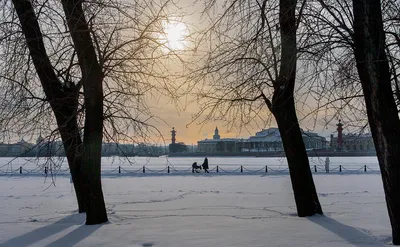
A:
81,87,107,224
58,109,86,213
61,0,108,224
353,0,400,244
271,98,323,216
265,0,322,216
12,0,86,212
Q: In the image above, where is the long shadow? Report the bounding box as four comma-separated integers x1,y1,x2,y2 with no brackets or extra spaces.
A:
0,214,84,247
45,224,102,247
308,215,386,246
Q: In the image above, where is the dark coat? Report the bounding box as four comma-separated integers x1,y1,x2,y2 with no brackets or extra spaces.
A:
202,158,209,169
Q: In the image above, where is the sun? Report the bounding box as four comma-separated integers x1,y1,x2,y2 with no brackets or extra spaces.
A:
160,20,188,51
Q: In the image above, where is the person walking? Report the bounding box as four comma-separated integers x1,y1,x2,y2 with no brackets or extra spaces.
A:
202,157,209,173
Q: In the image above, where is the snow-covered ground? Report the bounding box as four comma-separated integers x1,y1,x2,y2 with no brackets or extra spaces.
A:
0,174,390,246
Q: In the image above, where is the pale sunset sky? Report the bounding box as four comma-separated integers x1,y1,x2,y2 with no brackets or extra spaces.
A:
146,0,347,145
9,0,356,145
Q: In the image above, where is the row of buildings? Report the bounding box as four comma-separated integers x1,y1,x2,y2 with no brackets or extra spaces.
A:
0,121,375,157
0,136,168,157
329,120,375,152
169,120,376,154
195,127,327,153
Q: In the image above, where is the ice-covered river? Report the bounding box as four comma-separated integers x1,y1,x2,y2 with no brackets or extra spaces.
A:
0,156,380,176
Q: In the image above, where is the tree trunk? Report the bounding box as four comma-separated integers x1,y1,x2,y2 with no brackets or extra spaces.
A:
61,0,108,225
265,0,322,216
58,109,86,213
353,0,400,244
271,98,323,216
81,95,107,224
12,0,86,212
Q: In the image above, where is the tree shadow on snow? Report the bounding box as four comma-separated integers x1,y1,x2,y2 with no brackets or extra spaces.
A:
45,223,101,247
0,214,90,247
308,215,385,246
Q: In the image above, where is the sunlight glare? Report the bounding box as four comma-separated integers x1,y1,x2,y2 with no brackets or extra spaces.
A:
161,21,188,51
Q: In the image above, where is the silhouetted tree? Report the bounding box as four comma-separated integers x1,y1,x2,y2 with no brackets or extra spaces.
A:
11,0,88,215
61,0,108,224
193,0,322,216
4,0,185,224
352,0,400,244
299,0,400,243
299,0,400,129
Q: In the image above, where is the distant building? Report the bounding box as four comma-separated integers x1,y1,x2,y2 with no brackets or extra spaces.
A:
116,143,136,156
135,143,162,156
243,128,327,152
0,143,8,155
0,139,35,157
36,135,50,157
330,121,375,151
197,127,327,153
0,137,155,157
331,134,375,151
243,128,283,152
213,127,220,140
102,142,119,156
197,138,238,153
197,127,240,153
35,135,65,157
302,131,328,150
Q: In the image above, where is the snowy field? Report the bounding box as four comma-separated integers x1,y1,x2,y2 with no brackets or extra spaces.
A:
0,173,391,246
0,156,380,176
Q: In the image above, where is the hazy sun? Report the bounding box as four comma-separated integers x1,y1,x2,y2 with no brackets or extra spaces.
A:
160,20,188,51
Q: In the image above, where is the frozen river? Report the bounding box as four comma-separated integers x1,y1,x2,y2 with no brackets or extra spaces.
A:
0,156,380,176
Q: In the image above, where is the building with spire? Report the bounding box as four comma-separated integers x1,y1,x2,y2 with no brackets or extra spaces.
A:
197,126,327,153
197,127,239,153
213,127,220,140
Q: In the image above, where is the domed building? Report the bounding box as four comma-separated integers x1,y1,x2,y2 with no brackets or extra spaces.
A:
197,127,327,153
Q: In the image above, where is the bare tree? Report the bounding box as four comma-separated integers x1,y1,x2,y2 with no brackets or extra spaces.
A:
193,0,322,216
298,0,400,129
10,0,88,214
352,0,400,244
1,0,186,224
61,0,108,224
297,0,400,243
